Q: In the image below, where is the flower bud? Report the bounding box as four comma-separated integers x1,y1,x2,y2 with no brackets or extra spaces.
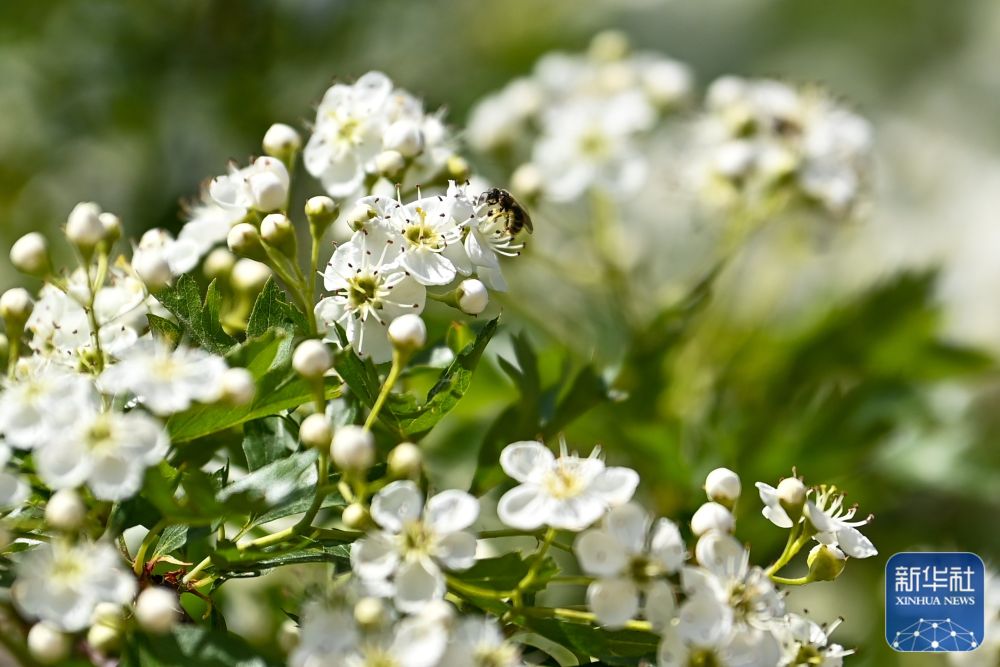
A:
354,597,386,629
27,622,71,665
66,202,107,251
777,476,806,520
374,150,406,177
99,212,123,245
134,587,180,635
91,602,124,627
807,544,846,582
704,468,741,506
220,368,256,406
260,213,297,256
132,251,173,292
387,314,426,353
331,425,375,472
382,119,424,158
387,442,422,479
342,502,370,530
511,163,544,199
345,203,376,232
10,232,51,276
227,222,266,259
300,414,332,449
262,123,302,160
445,155,470,181
249,157,289,212
87,619,121,654
204,248,237,280
45,489,87,532
305,196,338,231
457,279,488,315
230,259,272,294
1,288,34,331
690,502,735,536
589,30,630,62
292,340,332,380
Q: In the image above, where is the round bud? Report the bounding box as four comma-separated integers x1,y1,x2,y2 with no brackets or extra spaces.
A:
641,61,693,108
776,477,806,510
66,202,106,250
260,213,296,255
262,123,302,159
204,248,237,280
132,251,173,291
806,544,846,582
27,622,71,665
304,196,338,230
345,204,376,232
446,155,470,181
0,288,34,329
374,150,406,177
342,502,369,530
87,619,121,654
220,368,256,406
704,468,741,505
99,212,122,244
292,340,332,380
511,163,544,199
457,279,488,315
249,157,290,212
331,425,375,472
45,489,87,532
230,259,272,294
382,119,424,158
299,414,332,449
353,597,386,629
277,619,300,654
388,442,422,479
387,314,426,352
227,222,264,259
690,502,735,536
589,30,630,62
10,232,50,276
91,602,124,627
713,141,754,179
134,587,180,635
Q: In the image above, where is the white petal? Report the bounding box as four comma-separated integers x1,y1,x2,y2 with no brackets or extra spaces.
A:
644,579,676,631
574,530,628,577
548,494,606,532
88,455,144,501
836,526,877,558
435,531,477,571
34,439,90,491
424,490,479,534
401,250,456,286
371,480,424,532
678,589,732,648
394,557,445,613
756,482,793,528
649,518,686,573
589,467,639,507
695,532,747,581
587,578,640,629
0,471,28,508
391,610,449,667
804,502,838,533
499,441,553,484
657,630,689,667
350,531,400,580
496,484,549,531
604,502,650,555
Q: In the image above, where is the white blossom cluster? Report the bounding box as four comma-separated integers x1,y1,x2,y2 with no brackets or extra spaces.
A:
693,76,873,218
468,31,693,202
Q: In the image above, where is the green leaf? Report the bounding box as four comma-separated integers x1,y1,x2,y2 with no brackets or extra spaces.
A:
155,275,237,354
168,331,341,443
147,314,182,348
210,539,350,575
217,450,317,510
242,417,296,471
521,619,659,666
454,552,557,592
246,278,307,338
122,625,279,667
542,364,614,438
152,524,189,558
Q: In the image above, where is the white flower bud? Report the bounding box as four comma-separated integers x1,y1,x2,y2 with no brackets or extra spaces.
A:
642,61,693,107
277,619,300,654
132,251,173,291
10,232,50,276
230,259,272,294
387,442,422,478
220,368,256,406
713,141,754,179
134,587,180,635
331,425,374,472
262,123,302,158
304,196,338,229
706,75,748,110
511,163,544,199
45,489,87,532
65,202,106,250
354,597,386,628
345,203,376,232
374,150,406,177
99,212,122,244
292,340,332,380
446,155,471,181
690,502,735,536
227,222,264,258
776,477,806,508
27,622,71,665
807,544,847,582
704,468,741,504
260,213,296,255
204,248,237,280
299,414,332,449
382,119,424,157
457,279,489,315
589,30,630,62
91,602,124,627
342,502,369,529
249,157,290,212
387,314,426,352
87,619,121,654
0,288,34,326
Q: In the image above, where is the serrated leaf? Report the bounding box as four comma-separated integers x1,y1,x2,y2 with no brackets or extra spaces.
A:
242,417,296,471
147,314,182,348
122,624,279,667
217,450,318,509
454,552,557,592
210,540,351,576
152,524,189,558
155,275,237,354
521,619,659,666
246,278,308,338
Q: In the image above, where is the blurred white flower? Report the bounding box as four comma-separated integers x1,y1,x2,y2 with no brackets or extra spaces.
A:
439,616,524,667
0,361,98,449
210,156,290,212
497,440,639,531
775,614,852,667
804,486,877,559
351,481,479,613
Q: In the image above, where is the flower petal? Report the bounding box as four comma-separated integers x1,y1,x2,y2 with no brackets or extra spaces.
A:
574,530,628,577
499,441,553,484
425,490,480,535
350,531,400,580
589,466,639,507
587,578,640,629
435,531,477,571
644,579,676,631
394,557,445,613
836,526,877,558
603,502,650,555
371,480,424,533
649,518,686,573
497,484,549,531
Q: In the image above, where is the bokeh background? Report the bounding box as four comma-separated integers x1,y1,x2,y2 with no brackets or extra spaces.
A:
3,1,1000,665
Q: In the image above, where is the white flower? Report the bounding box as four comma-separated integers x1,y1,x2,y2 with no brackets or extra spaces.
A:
12,540,136,632
98,339,228,416
133,228,201,277
210,156,290,212
804,486,877,559
574,502,684,628
315,230,425,364
351,481,479,613
496,440,639,531
390,191,472,286
0,362,98,449
690,502,735,536
776,614,852,667
439,616,524,667
755,477,806,528
34,408,169,500
704,467,741,504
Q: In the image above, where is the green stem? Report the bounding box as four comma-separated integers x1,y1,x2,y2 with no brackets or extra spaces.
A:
765,523,809,577
306,223,322,335
770,574,813,586
85,251,110,372
512,527,557,610
133,519,168,576
183,556,212,585
364,349,405,431
520,606,653,632
446,575,513,601
550,576,594,586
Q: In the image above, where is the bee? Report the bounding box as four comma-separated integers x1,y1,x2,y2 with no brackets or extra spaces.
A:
477,187,533,237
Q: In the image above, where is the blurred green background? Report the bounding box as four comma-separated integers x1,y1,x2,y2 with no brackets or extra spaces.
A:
3,1,1000,665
